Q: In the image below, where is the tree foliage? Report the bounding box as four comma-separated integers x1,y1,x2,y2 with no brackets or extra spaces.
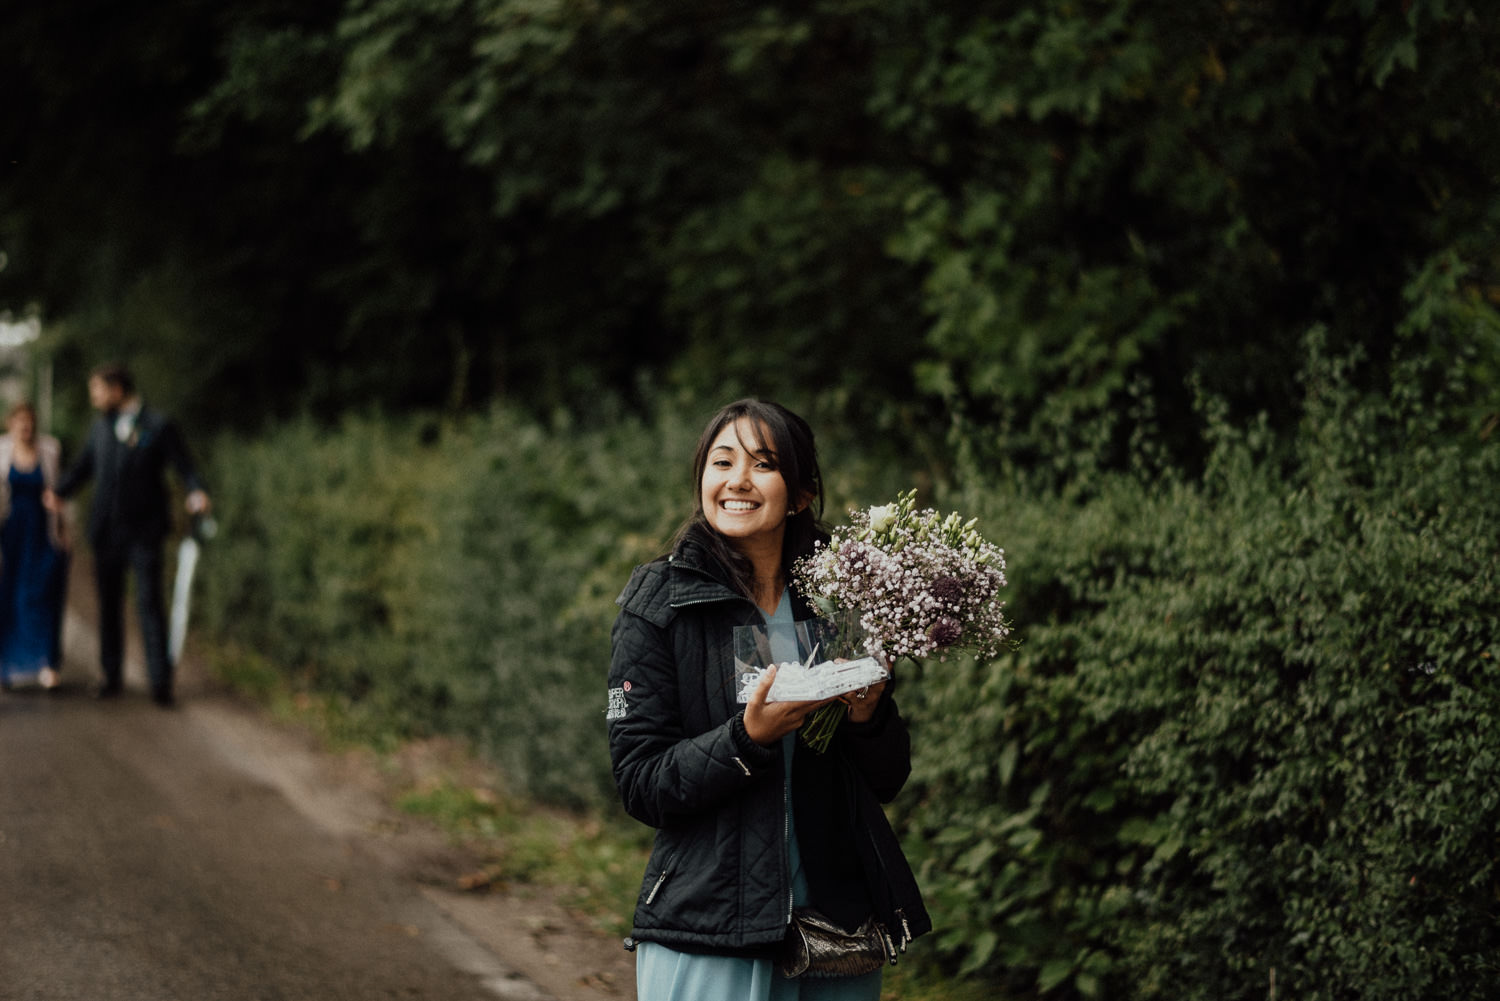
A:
879,0,1500,481
3,1,1496,459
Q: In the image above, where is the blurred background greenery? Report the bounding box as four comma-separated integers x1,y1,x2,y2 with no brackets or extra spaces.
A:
3,1,1498,998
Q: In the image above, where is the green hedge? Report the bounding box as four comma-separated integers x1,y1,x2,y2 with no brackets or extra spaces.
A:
198,403,681,805
197,355,1497,996
897,347,1500,997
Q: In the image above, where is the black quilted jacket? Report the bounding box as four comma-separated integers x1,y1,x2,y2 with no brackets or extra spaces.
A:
607,526,931,956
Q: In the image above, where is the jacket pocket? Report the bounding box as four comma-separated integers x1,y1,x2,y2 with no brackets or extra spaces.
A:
644,851,676,906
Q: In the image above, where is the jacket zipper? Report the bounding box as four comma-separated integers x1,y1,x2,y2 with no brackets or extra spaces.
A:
677,584,762,779
668,562,763,614
669,561,792,919
645,853,675,905
783,772,795,923
864,824,913,955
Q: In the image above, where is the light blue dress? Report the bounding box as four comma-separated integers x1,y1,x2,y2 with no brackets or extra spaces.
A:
635,591,882,1001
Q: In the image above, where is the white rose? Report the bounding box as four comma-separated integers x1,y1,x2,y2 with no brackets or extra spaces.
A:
867,504,897,535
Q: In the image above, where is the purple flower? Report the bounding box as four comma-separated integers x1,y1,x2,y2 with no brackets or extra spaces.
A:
929,576,965,604
927,616,963,648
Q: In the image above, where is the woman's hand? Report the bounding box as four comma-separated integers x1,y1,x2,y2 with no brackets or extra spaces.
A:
839,658,894,724
840,677,888,724
743,666,839,747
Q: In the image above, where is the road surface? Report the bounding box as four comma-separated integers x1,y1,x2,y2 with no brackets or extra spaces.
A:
0,570,630,1001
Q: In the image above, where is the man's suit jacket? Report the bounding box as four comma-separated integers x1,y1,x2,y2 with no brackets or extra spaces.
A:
54,405,204,548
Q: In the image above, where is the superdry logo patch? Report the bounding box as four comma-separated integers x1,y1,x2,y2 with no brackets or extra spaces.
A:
606,686,629,721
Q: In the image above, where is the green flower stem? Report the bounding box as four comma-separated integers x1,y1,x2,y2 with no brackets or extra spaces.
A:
799,702,845,754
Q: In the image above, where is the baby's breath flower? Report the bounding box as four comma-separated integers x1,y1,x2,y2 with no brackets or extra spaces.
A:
793,489,1011,662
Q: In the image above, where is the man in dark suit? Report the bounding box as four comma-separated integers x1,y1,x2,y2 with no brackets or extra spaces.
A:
46,363,209,706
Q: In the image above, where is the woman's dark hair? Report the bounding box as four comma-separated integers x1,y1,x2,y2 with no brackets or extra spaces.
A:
672,399,826,598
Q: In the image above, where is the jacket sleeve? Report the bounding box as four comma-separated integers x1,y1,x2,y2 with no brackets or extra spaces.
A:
160,418,205,494
53,427,96,498
607,576,777,830
836,688,913,804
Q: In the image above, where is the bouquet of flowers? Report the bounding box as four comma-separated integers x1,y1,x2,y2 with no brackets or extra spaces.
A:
788,489,1012,750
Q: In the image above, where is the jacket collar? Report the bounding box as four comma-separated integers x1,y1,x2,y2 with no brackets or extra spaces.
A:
667,524,820,619
667,527,745,609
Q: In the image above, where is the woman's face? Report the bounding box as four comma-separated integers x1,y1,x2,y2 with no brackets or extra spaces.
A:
700,418,793,548
8,409,34,444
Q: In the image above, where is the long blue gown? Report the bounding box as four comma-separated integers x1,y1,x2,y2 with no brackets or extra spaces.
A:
0,463,67,685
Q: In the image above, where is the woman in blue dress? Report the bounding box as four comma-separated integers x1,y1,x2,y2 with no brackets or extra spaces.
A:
607,400,930,1001
0,402,69,691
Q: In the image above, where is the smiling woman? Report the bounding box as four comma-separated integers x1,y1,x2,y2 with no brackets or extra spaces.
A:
699,417,799,613
685,401,824,614
605,398,931,1001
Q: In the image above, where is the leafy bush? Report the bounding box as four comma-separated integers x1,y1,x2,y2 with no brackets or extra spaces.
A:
200,404,680,804
897,339,1500,998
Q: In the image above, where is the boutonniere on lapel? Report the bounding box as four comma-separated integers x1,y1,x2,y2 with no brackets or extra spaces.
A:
115,411,147,450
